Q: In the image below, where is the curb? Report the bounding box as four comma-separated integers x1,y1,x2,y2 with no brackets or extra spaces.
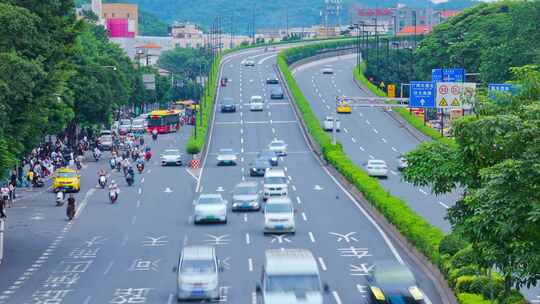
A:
276,52,457,304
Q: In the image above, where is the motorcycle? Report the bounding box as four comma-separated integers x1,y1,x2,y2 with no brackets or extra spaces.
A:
126,173,134,186
75,159,82,170
67,203,76,220
98,175,107,188
137,163,144,173
94,151,101,162
56,191,65,206
109,189,118,204
109,158,116,169
144,151,152,161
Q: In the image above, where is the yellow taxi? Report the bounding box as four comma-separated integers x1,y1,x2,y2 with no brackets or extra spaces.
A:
53,167,81,193
336,99,352,113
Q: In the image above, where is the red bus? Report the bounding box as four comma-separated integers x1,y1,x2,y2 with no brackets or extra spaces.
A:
147,110,181,134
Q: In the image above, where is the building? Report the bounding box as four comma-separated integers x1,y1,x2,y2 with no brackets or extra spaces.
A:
350,4,461,34
101,3,139,36
169,22,204,48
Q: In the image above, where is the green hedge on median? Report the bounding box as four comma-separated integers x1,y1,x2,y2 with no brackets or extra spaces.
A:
277,46,444,264
186,54,221,155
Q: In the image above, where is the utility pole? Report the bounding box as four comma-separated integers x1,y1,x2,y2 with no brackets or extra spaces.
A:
251,1,256,44
285,3,289,38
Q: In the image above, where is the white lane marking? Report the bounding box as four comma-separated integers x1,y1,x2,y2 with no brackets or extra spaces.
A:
147,169,152,174
288,176,292,181
373,128,379,134
244,214,248,222
359,146,365,152
252,292,257,304
419,189,428,195
131,216,136,225
241,148,244,154
141,177,145,183
136,200,141,208
248,258,253,271
438,201,450,209
272,128,276,134
366,120,371,125
369,155,375,160
318,257,327,271
138,188,142,195
246,233,251,244
308,232,316,243
382,138,387,143
83,296,92,304
292,185,297,191
104,260,114,275
185,168,198,181
240,128,244,134
241,157,244,163
296,196,302,204
301,212,308,221
358,112,363,117
167,293,174,304
391,146,398,152
325,105,330,109
284,166,288,172
241,138,244,144
121,235,128,247
343,128,348,133
351,137,356,143
242,176,246,181
75,188,96,219
332,291,343,304
390,170,398,176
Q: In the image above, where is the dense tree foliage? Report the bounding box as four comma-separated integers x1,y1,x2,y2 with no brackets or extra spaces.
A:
403,66,540,295
138,10,169,37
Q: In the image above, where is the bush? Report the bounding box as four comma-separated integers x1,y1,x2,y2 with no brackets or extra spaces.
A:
448,265,479,286
450,246,478,269
458,293,491,304
439,232,469,256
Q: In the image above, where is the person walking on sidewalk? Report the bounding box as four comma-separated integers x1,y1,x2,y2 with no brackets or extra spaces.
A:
0,185,9,208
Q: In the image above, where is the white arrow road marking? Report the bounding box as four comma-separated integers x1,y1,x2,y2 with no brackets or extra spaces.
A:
313,185,323,191
216,186,225,192
270,235,291,243
164,187,173,193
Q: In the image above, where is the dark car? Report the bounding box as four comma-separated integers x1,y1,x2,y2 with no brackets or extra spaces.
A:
270,88,284,99
221,98,236,113
367,260,425,304
257,149,278,167
266,74,279,84
249,159,272,177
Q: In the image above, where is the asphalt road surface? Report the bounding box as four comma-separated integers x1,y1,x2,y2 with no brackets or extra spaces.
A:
0,48,445,304
292,54,461,232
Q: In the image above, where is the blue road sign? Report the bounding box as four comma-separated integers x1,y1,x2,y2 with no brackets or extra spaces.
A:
488,83,515,99
410,81,436,108
432,68,465,82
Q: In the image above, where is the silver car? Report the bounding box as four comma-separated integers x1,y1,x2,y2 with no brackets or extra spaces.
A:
216,148,237,166
161,149,182,166
232,181,260,211
176,246,220,301
193,194,228,224
264,197,296,234
366,159,389,178
268,140,288,156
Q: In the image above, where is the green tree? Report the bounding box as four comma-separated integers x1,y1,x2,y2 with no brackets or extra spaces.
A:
402,66,540,295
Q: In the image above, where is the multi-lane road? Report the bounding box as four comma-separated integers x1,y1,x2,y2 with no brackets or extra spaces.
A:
293,54,459,231
0,47,447,304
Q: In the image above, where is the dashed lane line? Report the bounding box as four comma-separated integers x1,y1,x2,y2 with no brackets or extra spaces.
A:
246,233,251,245
308,232,316,243
318,257,327,271
438,201,450,209
332,291,343,304
359,146,365,152
301,212,308,221
248,258,254,271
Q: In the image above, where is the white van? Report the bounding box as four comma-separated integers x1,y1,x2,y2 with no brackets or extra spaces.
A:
250,95,264,111
263,168,288,201
256,249,329,304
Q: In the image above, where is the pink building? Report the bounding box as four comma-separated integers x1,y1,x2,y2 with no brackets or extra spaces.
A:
106,18,135,38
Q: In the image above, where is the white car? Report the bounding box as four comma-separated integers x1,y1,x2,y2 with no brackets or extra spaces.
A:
161,149,182,166
398,155,408,171
322,116,341,131
131,118,146,133
193,194,228,224
264,197,296,234
176,246,220,301
216,148,237,166
263,168,288,201
321,65,334,74
250,95,264,111
268,140,287,156
243,59,255,66
366,159,389,178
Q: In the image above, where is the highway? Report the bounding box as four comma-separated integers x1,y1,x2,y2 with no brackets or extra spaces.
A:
292,54,460,231
0,48,445,304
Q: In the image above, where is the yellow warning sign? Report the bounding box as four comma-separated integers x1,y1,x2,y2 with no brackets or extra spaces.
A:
451,98,460,106
387,84,396,98
439,97,448,107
